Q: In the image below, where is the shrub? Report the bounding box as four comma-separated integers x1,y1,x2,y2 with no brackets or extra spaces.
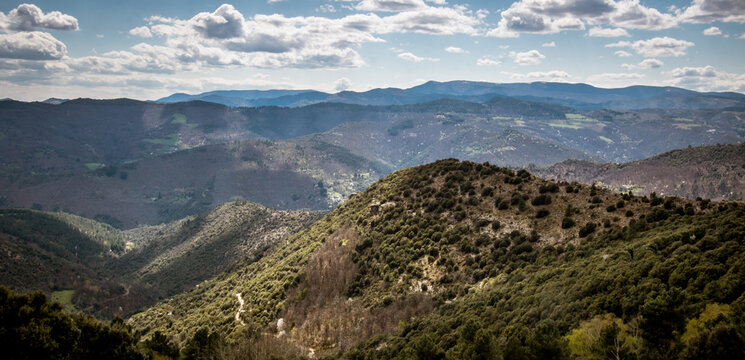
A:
579,223,597,238
561,217,576,229
539,183,560,194
531,195,552,206
536,209,550,218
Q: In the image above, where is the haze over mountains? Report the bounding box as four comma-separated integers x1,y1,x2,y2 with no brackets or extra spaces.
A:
2,80,745,359
155,81,745,110
2,81,744,228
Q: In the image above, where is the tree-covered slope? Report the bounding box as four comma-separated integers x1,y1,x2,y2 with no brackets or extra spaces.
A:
0,201,321,320
534,142,745,201
129,159,745,360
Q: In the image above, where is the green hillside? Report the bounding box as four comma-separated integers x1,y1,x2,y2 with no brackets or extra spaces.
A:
129,159,745,359
534,142,745,201
0,202,321,320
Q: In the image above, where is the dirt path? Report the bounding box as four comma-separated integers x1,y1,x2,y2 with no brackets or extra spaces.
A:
235,292,246,325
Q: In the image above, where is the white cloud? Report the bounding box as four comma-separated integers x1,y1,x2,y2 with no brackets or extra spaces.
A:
191,4,246,39
671,65,717,78
614,50,632,57
622,58,663,69
378,7,481,35
639,58,663,68
509,49,545,65
606,36,694,57
0,31,67,60
334,77,352,91
487,0,677,38
476,58,500,66
317,4,337,13
356,0,428,12
444,46,468,53
129,26,153,38
0,4,79,31
703,26,722,35
542,41,556,47
504,70,570,80
667,65,745,92
588,27,629,37
397,52,438,62
740,33,745,39
587,72,645,87
679,0,745,24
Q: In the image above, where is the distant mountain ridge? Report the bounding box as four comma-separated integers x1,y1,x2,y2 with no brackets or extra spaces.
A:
532,142,745,201
155,81,745,110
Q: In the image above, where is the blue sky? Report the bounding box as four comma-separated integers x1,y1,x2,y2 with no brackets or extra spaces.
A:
0,0,743,100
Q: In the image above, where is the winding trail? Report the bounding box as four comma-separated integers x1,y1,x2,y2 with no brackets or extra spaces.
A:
235,292,246,325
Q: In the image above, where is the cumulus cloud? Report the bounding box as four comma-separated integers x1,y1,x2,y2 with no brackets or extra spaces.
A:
121,3,479,71
476,58,500,66
317,4,336,13
671,65,717,77
0,4,79,31
356,0,428,12
622,58,663,69
504,70,570,80
614,50,632,57
487,0,677,38
334,77,352,91
667,65,745,92
588,26,629,37
397,52,438,62
542,41,556,47
587,71,645,87
703,26,722,35
0,31,67,60
378,7,481,35
445,46,468,53
606,36,694,57
191,4,246,39
679,0,745,24
129,26,153,38
509,49,545,65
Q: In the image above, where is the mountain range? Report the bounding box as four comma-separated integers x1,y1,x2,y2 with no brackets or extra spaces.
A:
2,86,745,228
156,81,745,110
2,76,745,358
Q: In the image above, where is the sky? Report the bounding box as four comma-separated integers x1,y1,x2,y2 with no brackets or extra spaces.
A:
0,0,744,101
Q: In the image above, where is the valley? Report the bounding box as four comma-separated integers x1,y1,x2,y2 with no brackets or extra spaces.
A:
2,80,745,359
2,84,744,228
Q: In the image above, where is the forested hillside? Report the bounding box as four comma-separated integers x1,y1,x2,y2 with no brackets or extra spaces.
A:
128,159,745,359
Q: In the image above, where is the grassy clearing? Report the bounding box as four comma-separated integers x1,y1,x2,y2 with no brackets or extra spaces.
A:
85,162,104,171
143,133,180,147
171,113,198,128
51,290,74,305
565,113,598,122
673,117,696,122
171,113,187,125
492,116,512,120
548,123,582,129
598,136,614,144
674,123,702,130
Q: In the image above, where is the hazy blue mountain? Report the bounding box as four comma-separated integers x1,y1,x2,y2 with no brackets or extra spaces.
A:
156,81,745,110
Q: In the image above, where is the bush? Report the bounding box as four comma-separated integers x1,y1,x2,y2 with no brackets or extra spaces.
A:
535,209,550,219
539,183,560,194
531,195,552,206
606,205,616,212
579,223,597,238
561,217,576,229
